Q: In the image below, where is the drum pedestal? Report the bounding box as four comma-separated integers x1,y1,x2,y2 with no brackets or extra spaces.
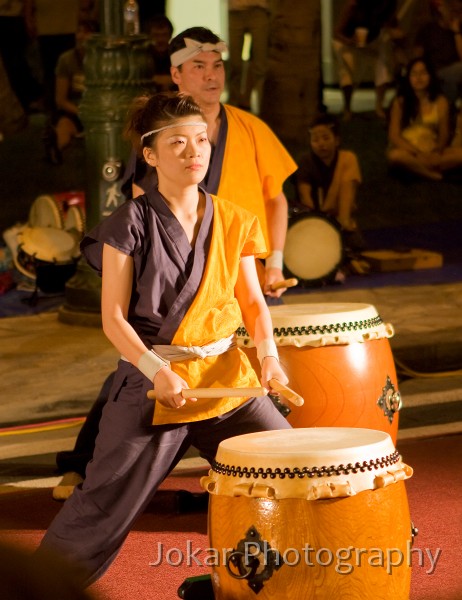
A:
208,483,412,599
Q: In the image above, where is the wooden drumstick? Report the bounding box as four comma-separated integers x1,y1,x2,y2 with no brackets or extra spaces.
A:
270,278,298,291
147,387,268,400
269,379,304,406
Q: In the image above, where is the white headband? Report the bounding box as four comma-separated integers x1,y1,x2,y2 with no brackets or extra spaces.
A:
141,121,207,141
170,37,228,68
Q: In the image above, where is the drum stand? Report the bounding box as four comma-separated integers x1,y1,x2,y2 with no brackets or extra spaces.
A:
177,574,214,599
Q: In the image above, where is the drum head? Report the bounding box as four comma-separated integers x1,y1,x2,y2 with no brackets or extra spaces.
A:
205,427,412,499
284,212,344,286
64,205,85,237
28,195,64,228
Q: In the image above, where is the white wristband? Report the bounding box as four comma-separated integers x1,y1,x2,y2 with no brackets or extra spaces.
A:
256,338,279,365
265,250,283,271
137,350,169,382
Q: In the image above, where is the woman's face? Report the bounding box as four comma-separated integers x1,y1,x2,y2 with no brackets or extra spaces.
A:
309,125,339,163
144,117,211,188
409,62,431,92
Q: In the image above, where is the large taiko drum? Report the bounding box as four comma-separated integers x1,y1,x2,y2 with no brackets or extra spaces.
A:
201,427,413,600
236,303,401,443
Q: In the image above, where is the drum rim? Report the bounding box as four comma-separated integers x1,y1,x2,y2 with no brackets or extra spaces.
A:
28,194,64,229
284,210,345,287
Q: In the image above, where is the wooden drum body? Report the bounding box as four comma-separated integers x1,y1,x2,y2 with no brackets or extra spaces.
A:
201,428,413,600
236,303,401,443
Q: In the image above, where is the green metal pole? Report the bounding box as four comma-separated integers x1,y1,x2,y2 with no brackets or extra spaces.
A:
59,0,156,326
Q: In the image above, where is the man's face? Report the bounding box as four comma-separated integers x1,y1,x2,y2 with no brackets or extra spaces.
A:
170,51,225,109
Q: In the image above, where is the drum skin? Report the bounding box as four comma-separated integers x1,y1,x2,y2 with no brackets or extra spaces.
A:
208,482,412,600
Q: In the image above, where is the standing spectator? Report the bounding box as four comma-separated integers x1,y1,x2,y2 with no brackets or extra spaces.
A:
414,0,462,105
0,54,28,138
143,14,175,92
34,0,80,113
227,0,271,113
42,18,98,165
387,56,452,180
332,0,402,120
0,0,42,112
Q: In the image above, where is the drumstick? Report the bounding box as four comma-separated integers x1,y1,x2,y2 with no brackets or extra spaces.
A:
270,278,298,291
147,387,268,400
269,379,304,406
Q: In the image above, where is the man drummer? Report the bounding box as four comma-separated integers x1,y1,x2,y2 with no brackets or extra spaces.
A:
53,26,297,500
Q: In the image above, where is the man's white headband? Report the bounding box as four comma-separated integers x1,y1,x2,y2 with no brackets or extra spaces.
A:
170,37,228,68
141,121,207,141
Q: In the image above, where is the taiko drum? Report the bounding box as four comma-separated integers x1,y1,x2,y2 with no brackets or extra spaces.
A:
201,427,413,600
236,303,402,443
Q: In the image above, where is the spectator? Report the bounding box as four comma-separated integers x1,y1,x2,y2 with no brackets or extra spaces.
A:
0,0,42,112
332,0,402,120
42,18,98,165
387,56,453,180
295,112,365,277
34,0,80,113
413,0,462,105
143,14,175,92
227,0,271,113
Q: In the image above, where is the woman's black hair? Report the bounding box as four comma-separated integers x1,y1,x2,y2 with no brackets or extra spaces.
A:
124,93,205,149
398,56,442,128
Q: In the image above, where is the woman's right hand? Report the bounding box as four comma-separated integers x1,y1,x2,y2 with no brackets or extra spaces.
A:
153,367,197,408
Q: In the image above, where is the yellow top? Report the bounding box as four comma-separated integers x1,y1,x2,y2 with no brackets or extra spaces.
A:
152,195,267,425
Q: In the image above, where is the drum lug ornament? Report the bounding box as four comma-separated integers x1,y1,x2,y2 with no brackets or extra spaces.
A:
377,375,402,424
226,526,282,593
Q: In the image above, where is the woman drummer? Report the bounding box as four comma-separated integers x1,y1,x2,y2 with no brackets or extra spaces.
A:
35,93,291,587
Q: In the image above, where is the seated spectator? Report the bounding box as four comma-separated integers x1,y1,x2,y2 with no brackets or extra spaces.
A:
143,14,176,92
387,56,456,180
295,113,366,276
227,0,271,114
332,0,403,120
413,0,462,106
42,18,98,165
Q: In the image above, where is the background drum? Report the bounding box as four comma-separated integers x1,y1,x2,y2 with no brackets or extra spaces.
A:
236,303,401,443
284,209,344,286
28,191,85,234
202,427,413,599
14,226,81,293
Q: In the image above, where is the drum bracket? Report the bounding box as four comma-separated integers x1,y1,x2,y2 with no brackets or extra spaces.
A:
377,375,402,423
226,526,282,593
